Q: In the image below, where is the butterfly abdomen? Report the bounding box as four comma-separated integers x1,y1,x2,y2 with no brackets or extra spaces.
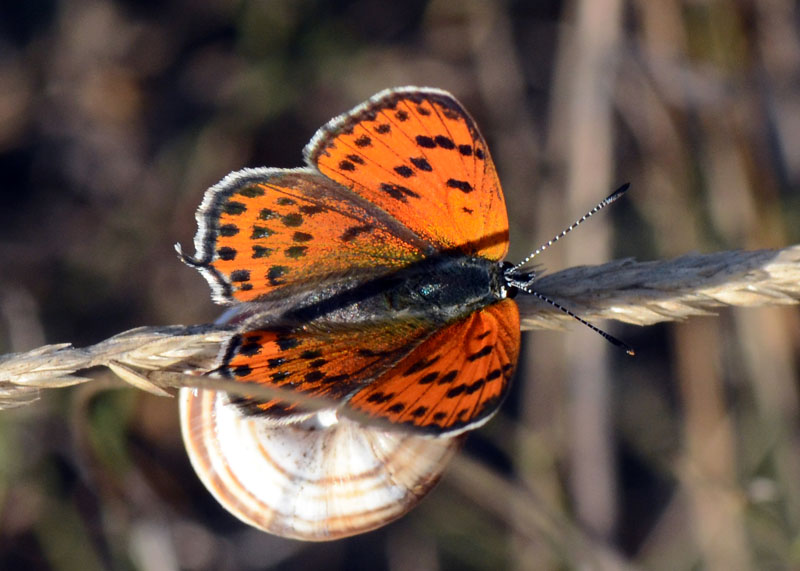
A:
262,255,506,328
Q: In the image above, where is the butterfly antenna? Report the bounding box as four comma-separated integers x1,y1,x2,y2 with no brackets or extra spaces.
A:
516,282,635,356
507,182,634,355
510,183,629,274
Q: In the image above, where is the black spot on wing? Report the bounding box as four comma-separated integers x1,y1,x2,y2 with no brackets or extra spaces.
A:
271,371,290,382
223,201,247,215
238,186,264,198
304,371,325,383
366,391,395,404
404,355,440,376
233,365,252,377
238,343,261,357
465,378,485,394
217,247,237,261
276,335,300,351
252,245,273,259
486,368,502,381
437,370,458,385
267,266,287,285
380,183,420,202
415,135,436,148
410,157,432,171
434,135,455,150
285,246,308,259
467,345,492,361
446,384,466,398
394,165,414,178
230,270,250,282
341,224,374,242
281,213,303,227
447,179,473,193
251,226,274,239
294,204,321,217
438,104,461,121
220,224,239,237
418,372,439,385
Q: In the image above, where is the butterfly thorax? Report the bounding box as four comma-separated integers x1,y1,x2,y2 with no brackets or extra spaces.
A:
381,255,508,323
273,255,508,328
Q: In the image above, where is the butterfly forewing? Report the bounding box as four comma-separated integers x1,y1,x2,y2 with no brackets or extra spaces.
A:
307,88,509,261
188,169,430,303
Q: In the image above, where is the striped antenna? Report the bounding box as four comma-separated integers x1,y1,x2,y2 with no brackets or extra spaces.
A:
514,282,635,355
505,182,634,356
509,183,629,274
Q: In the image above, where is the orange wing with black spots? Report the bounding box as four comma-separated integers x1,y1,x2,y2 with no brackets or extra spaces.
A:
223,299,519,435
184,88,509,304
223,319,435,422
306,87,509,261
347,299,519,435
182,168,429,303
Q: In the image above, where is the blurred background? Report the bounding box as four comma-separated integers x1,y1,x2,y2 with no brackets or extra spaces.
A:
1,0,799,569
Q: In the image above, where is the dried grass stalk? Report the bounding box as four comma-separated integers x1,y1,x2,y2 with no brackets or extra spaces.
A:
1,245,798,409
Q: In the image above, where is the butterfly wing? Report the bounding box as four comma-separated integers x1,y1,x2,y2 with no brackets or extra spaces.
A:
183,168,430,303
347,299,520,435
222,318,436,422
184,88,509,304
306,87,509,261
222,298,519,435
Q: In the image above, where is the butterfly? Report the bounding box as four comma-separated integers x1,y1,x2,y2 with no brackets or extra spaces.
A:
179,87,525,437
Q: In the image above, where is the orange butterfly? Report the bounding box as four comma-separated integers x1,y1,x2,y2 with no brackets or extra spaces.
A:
180,87,524,435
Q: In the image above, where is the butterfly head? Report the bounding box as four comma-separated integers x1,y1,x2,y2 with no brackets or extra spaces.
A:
500,261,536,299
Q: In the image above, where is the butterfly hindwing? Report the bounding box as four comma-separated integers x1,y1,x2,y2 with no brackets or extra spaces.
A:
223,318,437,421
306,87,509,261
346,299,520,435
223,298,519,434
